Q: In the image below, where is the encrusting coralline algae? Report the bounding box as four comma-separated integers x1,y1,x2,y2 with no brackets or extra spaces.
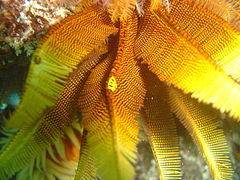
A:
0,0,79,54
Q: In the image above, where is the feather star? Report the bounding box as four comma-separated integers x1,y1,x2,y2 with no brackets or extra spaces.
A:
0,0,240,179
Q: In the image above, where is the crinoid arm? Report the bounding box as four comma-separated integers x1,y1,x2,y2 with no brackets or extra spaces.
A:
135,5,240,120
141,66,181,180
169,87,233,180
5,4,118,129
0,5,118,179
78,13,145,180
165,0,240,82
